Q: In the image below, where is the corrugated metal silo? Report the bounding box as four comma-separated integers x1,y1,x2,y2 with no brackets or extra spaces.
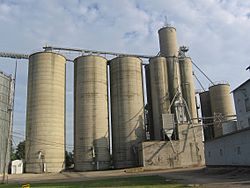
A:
145,64,154,140
0,72,12,174
25,52,66,173
199,91,214,140
74,55,110,171
209,84,235,138
179,57,198,123
149,56,170,140
110,56,145,169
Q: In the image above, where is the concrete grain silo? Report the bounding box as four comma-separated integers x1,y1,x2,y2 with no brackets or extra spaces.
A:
199,91,214,140
209,84,235,137
25,52,66,173
158,26,178,57
179,57,198,123
149,56,170,140
0,72,12,174
74,55,110,171
110,56,145,169
158,26,181,109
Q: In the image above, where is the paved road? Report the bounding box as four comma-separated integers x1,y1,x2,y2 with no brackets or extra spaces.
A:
2,167,250,187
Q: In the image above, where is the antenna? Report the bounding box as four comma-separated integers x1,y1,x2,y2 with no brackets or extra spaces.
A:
164,16,171,27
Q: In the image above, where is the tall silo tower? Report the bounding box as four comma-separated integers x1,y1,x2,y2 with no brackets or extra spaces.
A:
148,56,170,140
179,56,198,123
0,72,12,175
158,26,178,57
209,84,235,137
74,55,110,171
158,26,181,111
25,52,66,173
110,56,145,169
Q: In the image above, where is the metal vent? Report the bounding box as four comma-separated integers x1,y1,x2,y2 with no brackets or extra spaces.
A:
162,113,175,129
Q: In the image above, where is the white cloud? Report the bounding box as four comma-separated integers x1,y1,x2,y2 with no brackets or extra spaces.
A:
0,0,249,147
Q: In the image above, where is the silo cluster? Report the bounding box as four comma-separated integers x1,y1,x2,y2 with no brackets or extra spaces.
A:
24,25,200,172
25,52,146,171
146,26,198,140
0,72,12,174
24,24,232,172
200,84,235,139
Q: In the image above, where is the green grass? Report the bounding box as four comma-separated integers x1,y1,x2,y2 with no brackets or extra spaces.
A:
0,175,191,188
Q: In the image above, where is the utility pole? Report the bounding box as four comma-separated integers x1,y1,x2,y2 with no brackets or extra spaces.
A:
1,61,17,184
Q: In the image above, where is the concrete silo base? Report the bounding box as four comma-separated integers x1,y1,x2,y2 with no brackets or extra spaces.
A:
138,124,205,170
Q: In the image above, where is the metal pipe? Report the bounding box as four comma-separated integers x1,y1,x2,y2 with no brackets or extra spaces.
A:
43,46,154,59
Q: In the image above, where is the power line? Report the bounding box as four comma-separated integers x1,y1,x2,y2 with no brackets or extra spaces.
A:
191,60,215,86
193,71,206,91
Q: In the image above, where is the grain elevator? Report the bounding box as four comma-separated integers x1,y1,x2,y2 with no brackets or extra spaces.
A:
110,56,145,169
19,23,222,173
25,52,66,173
74,55,110,171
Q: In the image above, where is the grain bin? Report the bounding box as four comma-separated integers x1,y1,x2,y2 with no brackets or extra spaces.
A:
74,55,110,171
110,56,145,169
209,84,235,138
149,56,170,140
25,52,66,173
179,57,198,123
0,72,12,174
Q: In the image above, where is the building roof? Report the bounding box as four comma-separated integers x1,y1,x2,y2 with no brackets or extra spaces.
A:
232,79,250,93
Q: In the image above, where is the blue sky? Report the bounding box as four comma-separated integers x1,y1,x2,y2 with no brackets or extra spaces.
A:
0,0,249,150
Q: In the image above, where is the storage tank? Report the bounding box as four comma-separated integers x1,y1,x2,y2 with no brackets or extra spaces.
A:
145,64,154,140
158,26,181,111
179,57,198,123
25,52,66,173
209,84,235,138
110,56,145,169
199,91,214,140
0,72,12,174
158,26,178,57
74,55,110,171
149,56,170,140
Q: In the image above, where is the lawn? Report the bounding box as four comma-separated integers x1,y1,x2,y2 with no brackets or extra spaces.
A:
0,175,191,188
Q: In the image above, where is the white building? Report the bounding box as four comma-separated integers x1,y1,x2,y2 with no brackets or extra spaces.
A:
232,79,250,130
11,160,23,174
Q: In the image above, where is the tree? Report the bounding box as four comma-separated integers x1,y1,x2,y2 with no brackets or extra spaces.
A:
14,141,25,160
65,151,74,169
11,143,17,161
